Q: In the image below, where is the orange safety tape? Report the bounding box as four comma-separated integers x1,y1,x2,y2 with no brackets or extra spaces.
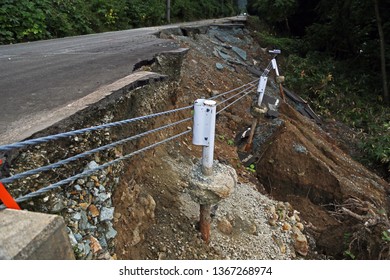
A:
0,182,21,210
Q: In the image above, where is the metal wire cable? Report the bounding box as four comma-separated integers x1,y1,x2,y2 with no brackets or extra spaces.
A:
217,88,255,115
215,59,275,114
0,57,281,209
262,60,274,77
0,129,191,206
217,83,257,107
211,59,274,102
210,78,259,100
0,117,192,185
0,105,193,152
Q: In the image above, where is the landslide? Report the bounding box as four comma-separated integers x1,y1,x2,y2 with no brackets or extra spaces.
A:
4,20,389,260
113,23,390,259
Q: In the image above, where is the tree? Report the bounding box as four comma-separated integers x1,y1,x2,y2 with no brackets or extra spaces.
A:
166,0,171,23
373,0,389,104
248,0,298,33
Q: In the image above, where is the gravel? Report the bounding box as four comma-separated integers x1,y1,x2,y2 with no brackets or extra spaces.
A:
179,179,296,260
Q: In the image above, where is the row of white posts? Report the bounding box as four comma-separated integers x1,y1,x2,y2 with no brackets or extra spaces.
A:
191,49,282,242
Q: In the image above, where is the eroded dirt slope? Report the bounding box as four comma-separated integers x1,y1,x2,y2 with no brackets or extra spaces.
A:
113,24,309,260
4,21,389,260
113,23,390,260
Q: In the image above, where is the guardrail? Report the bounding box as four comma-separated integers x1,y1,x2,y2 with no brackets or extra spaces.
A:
0,53,283,211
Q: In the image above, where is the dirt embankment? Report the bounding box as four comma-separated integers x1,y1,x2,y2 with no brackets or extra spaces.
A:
3,21,389,260
114,23,390,260
116,22,390,259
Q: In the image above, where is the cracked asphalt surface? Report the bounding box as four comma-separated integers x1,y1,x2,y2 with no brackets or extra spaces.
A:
0,27,178,145
0,17,245,145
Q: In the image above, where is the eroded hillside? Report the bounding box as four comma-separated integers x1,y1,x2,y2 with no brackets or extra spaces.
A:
4,21,389,260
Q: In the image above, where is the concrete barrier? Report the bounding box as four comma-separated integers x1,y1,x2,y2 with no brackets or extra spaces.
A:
0,209,75,260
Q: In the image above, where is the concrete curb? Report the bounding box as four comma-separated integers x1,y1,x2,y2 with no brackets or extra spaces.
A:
0,209,75,259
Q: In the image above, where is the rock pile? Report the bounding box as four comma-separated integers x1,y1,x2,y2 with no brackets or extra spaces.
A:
6,125,124,259
63,160,121,259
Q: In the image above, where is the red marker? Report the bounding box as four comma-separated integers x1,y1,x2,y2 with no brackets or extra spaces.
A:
0,182,21,210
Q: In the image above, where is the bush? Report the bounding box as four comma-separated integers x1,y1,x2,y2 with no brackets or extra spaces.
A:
0,0,49,44
247,16,306,56
248,16,389,175
0,0,239,44
285,52,390,173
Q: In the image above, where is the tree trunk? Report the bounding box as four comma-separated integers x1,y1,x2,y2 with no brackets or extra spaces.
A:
166,0,171,23
285,17,291,34
373,0,389,104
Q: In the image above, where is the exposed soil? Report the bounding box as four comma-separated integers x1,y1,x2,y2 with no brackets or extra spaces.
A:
112,23,390,260
4,21,389,260
112,25,308,260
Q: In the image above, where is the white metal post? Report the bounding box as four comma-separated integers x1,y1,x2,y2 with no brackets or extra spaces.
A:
192,99,217,176
271,57,286,101
201,100,216,176
257,76,268,106
271,58,280,76
192,99,217,244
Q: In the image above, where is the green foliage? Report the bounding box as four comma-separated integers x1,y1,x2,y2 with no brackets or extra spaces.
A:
227,139,234,146
344,250,356,260
359,121,390,173
127,0,165,28
248,0,297,32
247,17,305,56
0,0,49,43
284,51,390,172
249,0,297,23
343,232,356,259
89,0,129,32
382,231,390,242
44,0,93,37
248,14,390,174
171,0,236,22
0,0,239,44
246,163,256,173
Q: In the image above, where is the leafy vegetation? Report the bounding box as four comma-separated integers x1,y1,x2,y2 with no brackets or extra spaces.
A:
247,0,390,177
246,163,256,173
0,0,239,44
383,231,390,242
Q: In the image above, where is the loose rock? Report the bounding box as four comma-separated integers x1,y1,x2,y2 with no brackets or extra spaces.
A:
100,207,115,222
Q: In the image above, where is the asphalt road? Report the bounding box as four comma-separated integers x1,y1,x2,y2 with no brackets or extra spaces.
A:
0,26,178,145
0,17,245,145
